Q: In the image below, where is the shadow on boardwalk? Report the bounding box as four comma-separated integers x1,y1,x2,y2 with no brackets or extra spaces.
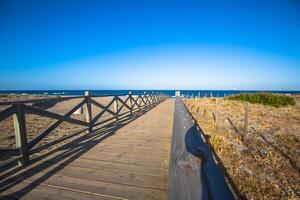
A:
0,104,159,199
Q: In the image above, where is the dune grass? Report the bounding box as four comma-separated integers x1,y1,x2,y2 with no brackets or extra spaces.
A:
226,93,296,107
184,98,300,199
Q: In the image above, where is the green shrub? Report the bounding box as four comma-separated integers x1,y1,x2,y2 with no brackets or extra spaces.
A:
226,93,296,107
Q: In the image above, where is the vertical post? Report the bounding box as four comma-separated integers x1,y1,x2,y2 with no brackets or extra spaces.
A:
215,97,218,132
243,102,249,141
84,91,92,133
14,104,29,166
137,95,142,110
113,97,119,120
144,92,147,106
129,91,133,114
151,92,154,104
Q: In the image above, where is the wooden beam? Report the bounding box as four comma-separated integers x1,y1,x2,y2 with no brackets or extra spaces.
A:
28,99,86,149
91,97,116,125
0,96,82,106
130,96,140,110
90,98,115,116
24,105,89,127
115,96,131,113
85,91,92,133
0,148,19,157
0,105,16,121
113,98,119,120
13,104,29,166
243,102,249,142
128,92,133,114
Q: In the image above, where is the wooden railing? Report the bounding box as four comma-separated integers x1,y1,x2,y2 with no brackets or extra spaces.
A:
0,91,168,168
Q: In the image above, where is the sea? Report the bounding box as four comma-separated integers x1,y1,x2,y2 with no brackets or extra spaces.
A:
0,90,299,98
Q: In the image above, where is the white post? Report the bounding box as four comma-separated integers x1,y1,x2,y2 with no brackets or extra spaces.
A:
114,97,118,120
129,91,133,114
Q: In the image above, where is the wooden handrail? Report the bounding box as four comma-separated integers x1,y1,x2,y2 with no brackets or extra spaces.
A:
0,91,168,168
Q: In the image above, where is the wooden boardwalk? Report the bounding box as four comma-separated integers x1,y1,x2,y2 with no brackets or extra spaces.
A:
0,99,174,200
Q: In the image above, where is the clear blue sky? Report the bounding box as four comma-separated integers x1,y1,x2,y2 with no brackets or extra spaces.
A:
0,0,300,90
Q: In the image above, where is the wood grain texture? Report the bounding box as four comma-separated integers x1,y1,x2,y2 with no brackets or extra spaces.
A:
0,99,174,200
168,97,204,200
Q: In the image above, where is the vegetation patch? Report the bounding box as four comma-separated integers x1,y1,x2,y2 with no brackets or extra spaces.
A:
184,97,300,199
226,93,296,107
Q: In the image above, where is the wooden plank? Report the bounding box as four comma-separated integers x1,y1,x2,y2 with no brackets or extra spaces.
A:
0,181,124,200
13,104,29,166
84,91,92,133
0,96,82,106
169,97,235,200
3,174,166,200
115,96,131,113
80,154,169,169
28,99,86,149
1,98,173,200
243,102,249,141
168,97,204,200
23,161,167,190
90,98,116,116
129,96,139,110
24,105,89,127
0,148,19,157
0,105,16,121
91,97,116,125
28,157,167,178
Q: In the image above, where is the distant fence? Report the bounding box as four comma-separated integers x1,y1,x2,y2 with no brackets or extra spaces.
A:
0,91,168,168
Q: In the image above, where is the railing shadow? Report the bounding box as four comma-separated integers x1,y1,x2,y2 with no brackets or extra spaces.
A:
185,125,240,200
0,102,160,198
181,100,240,200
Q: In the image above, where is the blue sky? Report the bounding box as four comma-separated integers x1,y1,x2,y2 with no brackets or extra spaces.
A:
0,0,299,90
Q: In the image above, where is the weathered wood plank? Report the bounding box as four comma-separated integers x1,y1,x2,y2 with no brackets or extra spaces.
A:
1,97,172,200
1,181,124,200
28,99,86,149
84,91,92,133
0,105,16,121
168,97,235,200
91,97,116,125
115,96,131,113
168,97,204,200
13,104,29,166
23,163,167,190
0,148,19,157
24,105,89,127
90,98,116,116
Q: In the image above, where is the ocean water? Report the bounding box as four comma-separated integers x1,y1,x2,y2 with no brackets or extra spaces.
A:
0,90,299,98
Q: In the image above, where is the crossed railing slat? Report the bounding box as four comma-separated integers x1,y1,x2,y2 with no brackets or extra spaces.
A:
0,91,168,168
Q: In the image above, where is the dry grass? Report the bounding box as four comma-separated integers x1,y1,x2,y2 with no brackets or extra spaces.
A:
184,95,300,199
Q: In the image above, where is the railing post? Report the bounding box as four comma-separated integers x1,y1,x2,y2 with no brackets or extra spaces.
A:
13,104,29,166
114,96,119,120
84,91,92,133
144,92,147,106
138,95,141,109
151,92,154,104
243,102,249,142
128,91,133,115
